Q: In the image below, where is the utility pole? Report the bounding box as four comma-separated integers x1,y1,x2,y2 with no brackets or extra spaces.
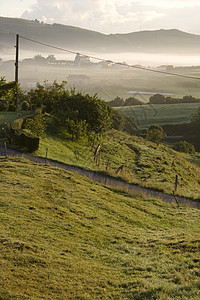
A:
15,34,19,107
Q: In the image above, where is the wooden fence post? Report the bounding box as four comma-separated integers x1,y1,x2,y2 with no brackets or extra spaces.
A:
45,148,48,165
173,175,179,207
174,175,178,193
4,142,8,157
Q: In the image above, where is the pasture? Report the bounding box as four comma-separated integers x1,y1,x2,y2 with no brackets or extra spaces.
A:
2,63,200,102
0,157,199,299
0,111,31,128
116,102,200,129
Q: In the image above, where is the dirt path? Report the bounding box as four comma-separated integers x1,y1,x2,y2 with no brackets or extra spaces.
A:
0,146,200,210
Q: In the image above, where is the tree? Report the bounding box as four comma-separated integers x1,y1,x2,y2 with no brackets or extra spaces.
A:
33,55,46,64
125,97,142,106
0,77,17,111
64,119,88,141
149,94,165,104
46,55,56,64
145,124,165,143
182,95,197,103
173,141,195,155
25,113,47,138
27,80,67,112
107,97,124,107
53,91,112,137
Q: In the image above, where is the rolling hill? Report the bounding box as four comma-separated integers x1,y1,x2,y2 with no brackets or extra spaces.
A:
0,157,200,299
1,16,200,54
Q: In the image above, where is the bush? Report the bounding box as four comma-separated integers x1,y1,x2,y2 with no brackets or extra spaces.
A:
24,113,47,138
173,141,195,155
9,128,39,152
145,124,165,143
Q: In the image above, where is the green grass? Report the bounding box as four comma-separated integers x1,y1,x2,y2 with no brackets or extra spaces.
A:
1,112,200,200
32,118,200,200
0,157,200,299
115,102,200,129
0,111,31,127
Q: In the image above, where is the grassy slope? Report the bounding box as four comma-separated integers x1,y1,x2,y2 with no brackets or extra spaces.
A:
115,102,200,130
34,119,200,200
0,157,200,299
1,112,200,199
0,112,31,128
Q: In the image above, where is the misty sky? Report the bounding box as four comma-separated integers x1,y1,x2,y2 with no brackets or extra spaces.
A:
1,0,200,34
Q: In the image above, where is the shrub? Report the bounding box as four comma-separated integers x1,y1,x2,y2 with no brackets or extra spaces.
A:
25,113,47,138
145,124,165,143
9,128,39,152
173,141,195,155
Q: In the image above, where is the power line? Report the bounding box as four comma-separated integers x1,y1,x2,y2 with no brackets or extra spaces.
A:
19,35,200,81
0,26,198,81
0,26,199,80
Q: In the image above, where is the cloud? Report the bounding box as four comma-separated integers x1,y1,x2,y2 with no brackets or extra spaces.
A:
21,0,200,34
139,0,200,8
21,0,164,33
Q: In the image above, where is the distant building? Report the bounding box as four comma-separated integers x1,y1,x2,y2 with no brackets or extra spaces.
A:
74,53,91,67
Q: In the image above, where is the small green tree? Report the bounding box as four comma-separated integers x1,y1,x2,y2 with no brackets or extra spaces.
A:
25,113,47,138
53,91,112,138
149,94,165,104
0,77,17,111
173,141,195,155
27,80,67,112
145,124,165,143
65,119,88,141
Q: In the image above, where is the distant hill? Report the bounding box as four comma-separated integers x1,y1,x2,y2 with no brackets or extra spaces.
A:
1,16,200,54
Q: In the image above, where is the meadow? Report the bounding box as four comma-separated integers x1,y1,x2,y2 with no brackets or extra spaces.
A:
0,157,200,299
37,128,200,200
115,102,200,129
2,64,200,102
1,112,200,200
0,111,31,127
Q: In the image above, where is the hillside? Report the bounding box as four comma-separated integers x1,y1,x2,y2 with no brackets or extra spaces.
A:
1,16,200,54
1,112,200,200
0,157,200,299
33,120,200,200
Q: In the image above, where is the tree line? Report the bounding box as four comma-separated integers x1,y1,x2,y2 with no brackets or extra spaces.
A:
107,94,200,107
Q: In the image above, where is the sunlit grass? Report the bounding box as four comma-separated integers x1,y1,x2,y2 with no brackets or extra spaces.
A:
33,118,200,200
0,157,200,299
116,102,200,129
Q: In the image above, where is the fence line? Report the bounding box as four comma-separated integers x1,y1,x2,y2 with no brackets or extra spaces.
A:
0,146,199,210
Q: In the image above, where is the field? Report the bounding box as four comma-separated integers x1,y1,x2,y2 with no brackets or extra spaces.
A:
36,129,200,200
0,157,200,299
0,111,31,127
2,64,200,102
1,112,200,200
115,102,200,129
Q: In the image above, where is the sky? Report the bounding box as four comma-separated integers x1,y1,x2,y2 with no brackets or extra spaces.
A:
1,0,200,35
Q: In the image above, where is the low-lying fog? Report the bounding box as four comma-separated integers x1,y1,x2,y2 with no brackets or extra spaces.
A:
1,49,200,67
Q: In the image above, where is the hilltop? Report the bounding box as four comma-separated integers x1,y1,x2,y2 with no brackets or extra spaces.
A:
1,16,200,54
0,157,200,299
